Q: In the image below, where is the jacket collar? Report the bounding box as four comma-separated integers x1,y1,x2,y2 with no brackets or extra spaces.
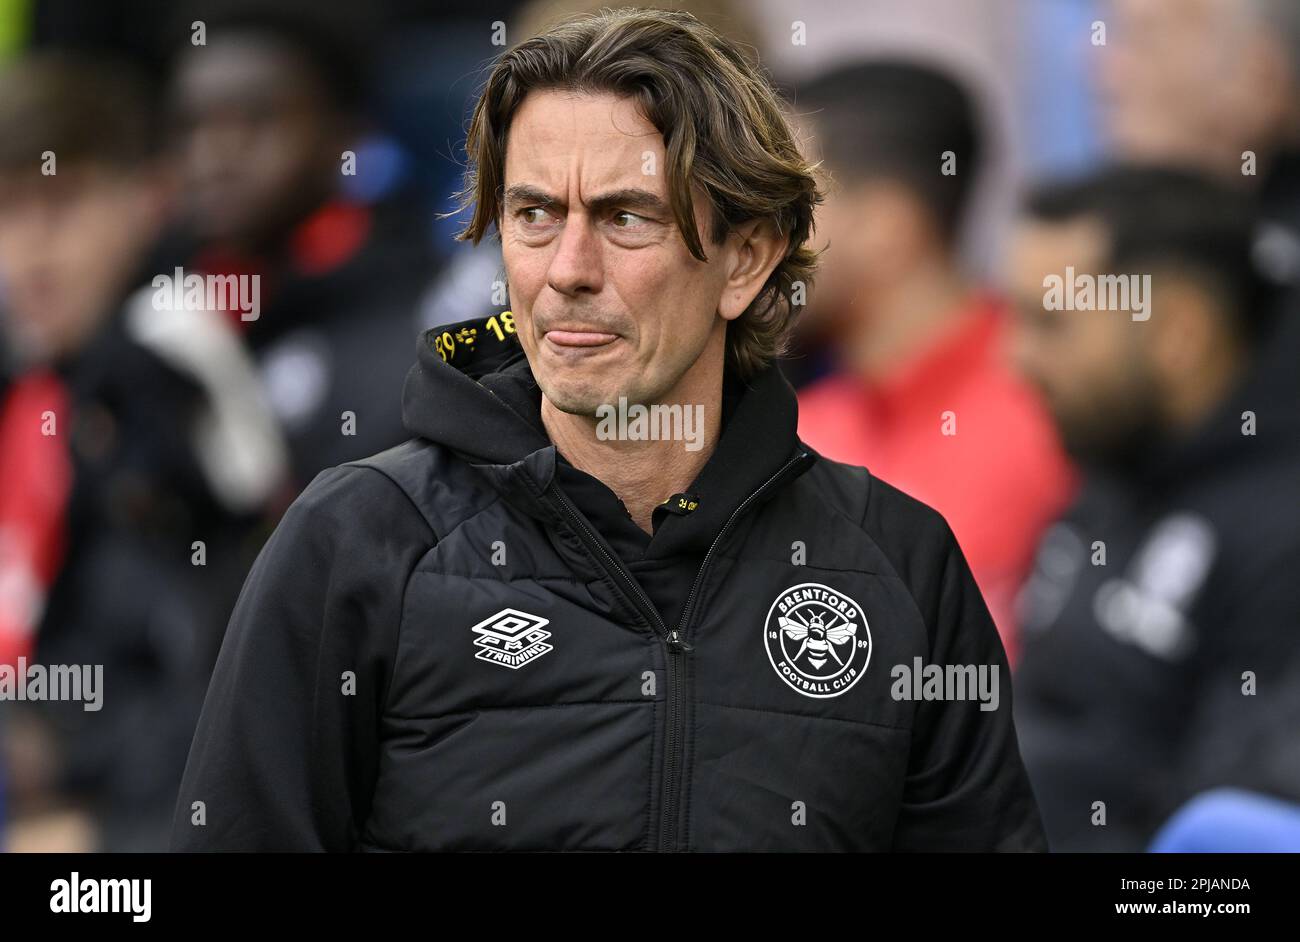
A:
401,316,814,554
644,360,810,558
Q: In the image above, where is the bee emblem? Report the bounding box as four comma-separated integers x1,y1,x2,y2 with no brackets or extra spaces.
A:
778,610,858,670
764,583,872,699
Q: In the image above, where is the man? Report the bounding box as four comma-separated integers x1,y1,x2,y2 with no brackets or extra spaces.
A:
167,1,434,492
173,8,1045,852
793,61,1073,661
1008,166,1300,851
0,53,284,850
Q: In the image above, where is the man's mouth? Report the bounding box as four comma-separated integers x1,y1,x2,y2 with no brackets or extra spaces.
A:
544,329,620,348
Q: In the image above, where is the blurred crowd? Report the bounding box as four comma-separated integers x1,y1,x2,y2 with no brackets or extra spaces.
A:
0,0,1297,852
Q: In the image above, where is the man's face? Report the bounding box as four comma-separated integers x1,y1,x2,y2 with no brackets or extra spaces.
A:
0,164,160,361
172,36,345,247
808,173,936,327
500,90,736,415
1007,218,1161,465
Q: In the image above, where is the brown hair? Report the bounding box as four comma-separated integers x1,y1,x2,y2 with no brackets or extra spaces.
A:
451,6,825,380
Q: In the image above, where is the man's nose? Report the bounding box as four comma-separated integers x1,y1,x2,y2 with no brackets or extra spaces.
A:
546,214,603,297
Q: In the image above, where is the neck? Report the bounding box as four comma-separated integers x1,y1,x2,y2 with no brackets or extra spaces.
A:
846,259,970,381
541,333,727,534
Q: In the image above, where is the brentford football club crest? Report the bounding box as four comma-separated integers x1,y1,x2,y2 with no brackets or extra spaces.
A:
471,608,553,670
764,583,871,698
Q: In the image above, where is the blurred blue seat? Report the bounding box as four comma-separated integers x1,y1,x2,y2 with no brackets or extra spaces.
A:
1151,788,1300,852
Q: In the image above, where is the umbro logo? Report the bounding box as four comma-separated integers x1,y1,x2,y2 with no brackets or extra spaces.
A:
471,608,553,670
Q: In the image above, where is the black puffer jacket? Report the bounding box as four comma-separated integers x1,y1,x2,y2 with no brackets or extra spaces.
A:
173,315,1046,852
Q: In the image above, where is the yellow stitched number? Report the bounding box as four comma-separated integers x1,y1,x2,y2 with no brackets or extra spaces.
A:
433,332,452,361
486,311,516,341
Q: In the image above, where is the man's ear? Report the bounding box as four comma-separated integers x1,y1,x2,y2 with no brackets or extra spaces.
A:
718,217,790,322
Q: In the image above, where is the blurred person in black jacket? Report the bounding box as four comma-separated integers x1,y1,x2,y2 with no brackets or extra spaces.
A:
1006,166,1300,851
167,1,437,495
0,53,285,851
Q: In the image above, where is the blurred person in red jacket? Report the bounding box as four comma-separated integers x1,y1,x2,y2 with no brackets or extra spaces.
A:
792,61,1074,661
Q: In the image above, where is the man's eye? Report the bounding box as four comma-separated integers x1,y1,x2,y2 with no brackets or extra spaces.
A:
519,207,550,225
611,210,647,228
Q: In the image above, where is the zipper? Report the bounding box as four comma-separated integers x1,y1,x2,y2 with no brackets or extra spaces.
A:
656,449,811,850
672,451,812,644
549,448,812,852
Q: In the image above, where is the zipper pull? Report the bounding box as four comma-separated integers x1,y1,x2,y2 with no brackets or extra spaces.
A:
666,629,693,653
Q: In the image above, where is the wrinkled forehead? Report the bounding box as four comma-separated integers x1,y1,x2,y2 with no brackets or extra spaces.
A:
503,90,668,203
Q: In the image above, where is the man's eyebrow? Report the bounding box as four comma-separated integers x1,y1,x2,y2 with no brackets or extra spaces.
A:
503,184,669,216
